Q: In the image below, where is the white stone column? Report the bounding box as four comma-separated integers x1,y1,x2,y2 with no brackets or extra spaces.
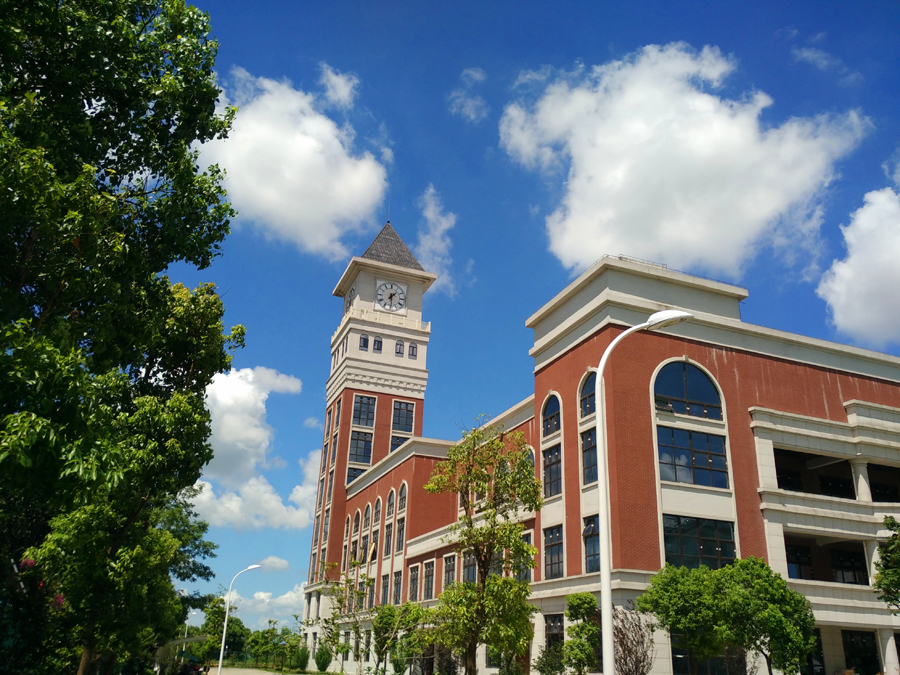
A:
879,629,900,675
851,458,873,502
866,539,881,584
754,436,780,490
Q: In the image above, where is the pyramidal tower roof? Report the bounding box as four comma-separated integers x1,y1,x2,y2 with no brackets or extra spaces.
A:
361,222,425,272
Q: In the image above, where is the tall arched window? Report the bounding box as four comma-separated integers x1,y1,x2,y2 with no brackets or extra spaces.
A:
408,343,418,359
353,511,360,534
399,484,407,511
387,490,395,517
395,341,404,357
359,334,369,351
363,504,371,529
373,337,383,354
345,517,350,539
655,362,722,420
580,372,596,417
374,498,382,524
543,395,561,436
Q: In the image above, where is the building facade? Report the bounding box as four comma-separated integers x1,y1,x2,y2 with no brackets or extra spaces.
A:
304,223,900,675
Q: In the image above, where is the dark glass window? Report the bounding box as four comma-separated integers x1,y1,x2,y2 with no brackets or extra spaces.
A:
373,499,381,523
544,526,564,579
409,343,417,358
363,505,370,529
663,515,735,569
368,581,376,609
801,629,825,675
310,553,316,582
842,631,881,675
322,442,329,471
444,555,456,588
383,523,393,557
398,484,407,511
832,549,869,585
424,562,435,599
583,515,600,574
347,467,365,484
335,399,341,426
545,614,564,650
344,517,350,539
543,445,562,497
396,518,405,552
381,574,389,605
326,410,333,436
655,362,722,420
543,396,561,436
517,532,533,582
349,431,372,463
317,478,324,508
391,436,408,452
327,470,335,502
331,434,338,464
359,334,369,351
582,429,598,485
464,552,477,583
370,532,378,562
393,401,415,432
657,426,729,489
393,571,402,604
777,468,804,492
820,475,855,500
322,510,330,543
409,566,419,602
353,396,376,427
581,372,596,417
387,491,395,516
872,482,900,502
360,535,368,562
787,545,813,580
373,337,382,354
671,634,726,675
395,341,404,357
350,541,357,566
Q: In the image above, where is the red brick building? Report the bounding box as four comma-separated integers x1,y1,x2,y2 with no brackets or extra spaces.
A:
305,224,900,675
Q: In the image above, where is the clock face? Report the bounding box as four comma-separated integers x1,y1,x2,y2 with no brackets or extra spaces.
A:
376,282,406,312
344,288,356,314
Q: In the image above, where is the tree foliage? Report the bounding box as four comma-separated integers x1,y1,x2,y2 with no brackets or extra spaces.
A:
637,558,816,675
424,419,543,675
562,593,601,675
371,602,428,675
874,515,900,612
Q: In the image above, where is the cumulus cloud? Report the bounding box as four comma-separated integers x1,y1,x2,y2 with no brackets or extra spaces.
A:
792,47,862,86
499,42,868,278
225,583,307,623
199,66,388,260
817,186,900,347
448,67,490,123
414,185,457,295
303,417,322,429
319,63,360,108
260,555,290,572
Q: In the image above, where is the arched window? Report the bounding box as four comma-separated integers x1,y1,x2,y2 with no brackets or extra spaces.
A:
353,511,360,534
374,498,382,524
655,362,722,420
345,517,350,539
399,484,407,511
580,372,596,417
387,490,395,517
373,337,383,354
359,334,369,351
363,504,371,529
408,343,418,359
395,341,404,357
543,395,561,436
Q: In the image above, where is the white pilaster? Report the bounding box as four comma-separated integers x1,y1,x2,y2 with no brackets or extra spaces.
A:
851,458,872,502
880,629,900,675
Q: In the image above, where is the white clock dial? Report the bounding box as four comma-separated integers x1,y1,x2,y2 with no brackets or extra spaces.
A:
344,288,356,314
376,282,406,312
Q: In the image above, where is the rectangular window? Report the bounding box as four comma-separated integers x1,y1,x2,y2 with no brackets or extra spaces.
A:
391,435,408,452
318,478,325,508
393,401,415,433
343,632,350,663
384,524,393,557
350,542,357,567
322,442,329,471
373,337,382,353
832,549,869,585
872,482,900,503
347,467,365,484
368,581,375,609
331,434,338,464
381,574,389,605
396,518,405,552
670,634,724,675
322,510,330,543
543,445,562,497
370,532,379,563
353,395,376,427
663,514,735,569
409,566,419,602
365,630,371,662
545,614,564,650
583,515,600,574
657,427,729,489
424,562,435,599
820,475,856,500
444,555,456,588
327,470,334,502
335,399,341,426
517,533,532,582
842,630,881,675
349,431,372,463
464,552,477,583
310,553,316,583
786,545,813,580
582,429,598,485
360,535,369,562
313,514,320,545
544,526,564,579
393,571,402,605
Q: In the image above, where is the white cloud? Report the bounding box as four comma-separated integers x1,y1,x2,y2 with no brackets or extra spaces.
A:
303,416,322,429
499,42,868,278
224,582,307,623
259,555,290,572
414,185,457,295
199,66,387,260
817,186,900,347
319,63,360,109
792,47,862,86
448,67,489,123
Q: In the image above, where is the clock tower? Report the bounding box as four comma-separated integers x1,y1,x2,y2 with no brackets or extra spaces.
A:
308,222,436,590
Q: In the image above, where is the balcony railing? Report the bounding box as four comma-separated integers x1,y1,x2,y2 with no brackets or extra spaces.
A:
332,308,430,342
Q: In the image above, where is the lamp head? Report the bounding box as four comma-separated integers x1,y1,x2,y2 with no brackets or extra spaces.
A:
247,564,261,571
645,309,693,330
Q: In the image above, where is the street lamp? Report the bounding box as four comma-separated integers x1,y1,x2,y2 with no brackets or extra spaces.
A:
595,309,692,675
217,564,261,675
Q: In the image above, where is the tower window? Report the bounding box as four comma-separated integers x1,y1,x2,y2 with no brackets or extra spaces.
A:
373,337,382,354
393,401,415,433
395,341,404,357
542,396,561,436
352,396,376,427
349,431,372,464
580,372,596,417
409,343,418,359
347,467,365,484
359,334,369,351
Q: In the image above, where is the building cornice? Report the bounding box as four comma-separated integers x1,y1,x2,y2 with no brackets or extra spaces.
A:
345,436,453,498
333,257,437,298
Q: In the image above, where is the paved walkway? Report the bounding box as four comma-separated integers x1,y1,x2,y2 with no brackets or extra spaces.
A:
218,669,277,675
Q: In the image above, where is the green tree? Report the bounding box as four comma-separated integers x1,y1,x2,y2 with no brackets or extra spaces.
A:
195,596,250,665
315,643,333,672
424,420,543,675
875,515,900,612
562,593,601,675
371,602,428,675
313,561,375,675
297,643,311,671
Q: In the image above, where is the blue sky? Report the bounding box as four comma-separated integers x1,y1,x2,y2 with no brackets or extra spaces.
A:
171,1,900,628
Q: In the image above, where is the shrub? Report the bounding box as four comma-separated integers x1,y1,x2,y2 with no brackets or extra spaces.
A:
533,644,564,675
315,644,332,672
297,644,310,671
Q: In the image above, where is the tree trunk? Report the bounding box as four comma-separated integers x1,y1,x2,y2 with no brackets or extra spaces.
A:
765,653,773,675
76,639,95,675
466,640,477,675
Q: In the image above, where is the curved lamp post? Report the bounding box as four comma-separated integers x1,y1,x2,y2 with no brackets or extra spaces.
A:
595,309,693,675
217,564,261,675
